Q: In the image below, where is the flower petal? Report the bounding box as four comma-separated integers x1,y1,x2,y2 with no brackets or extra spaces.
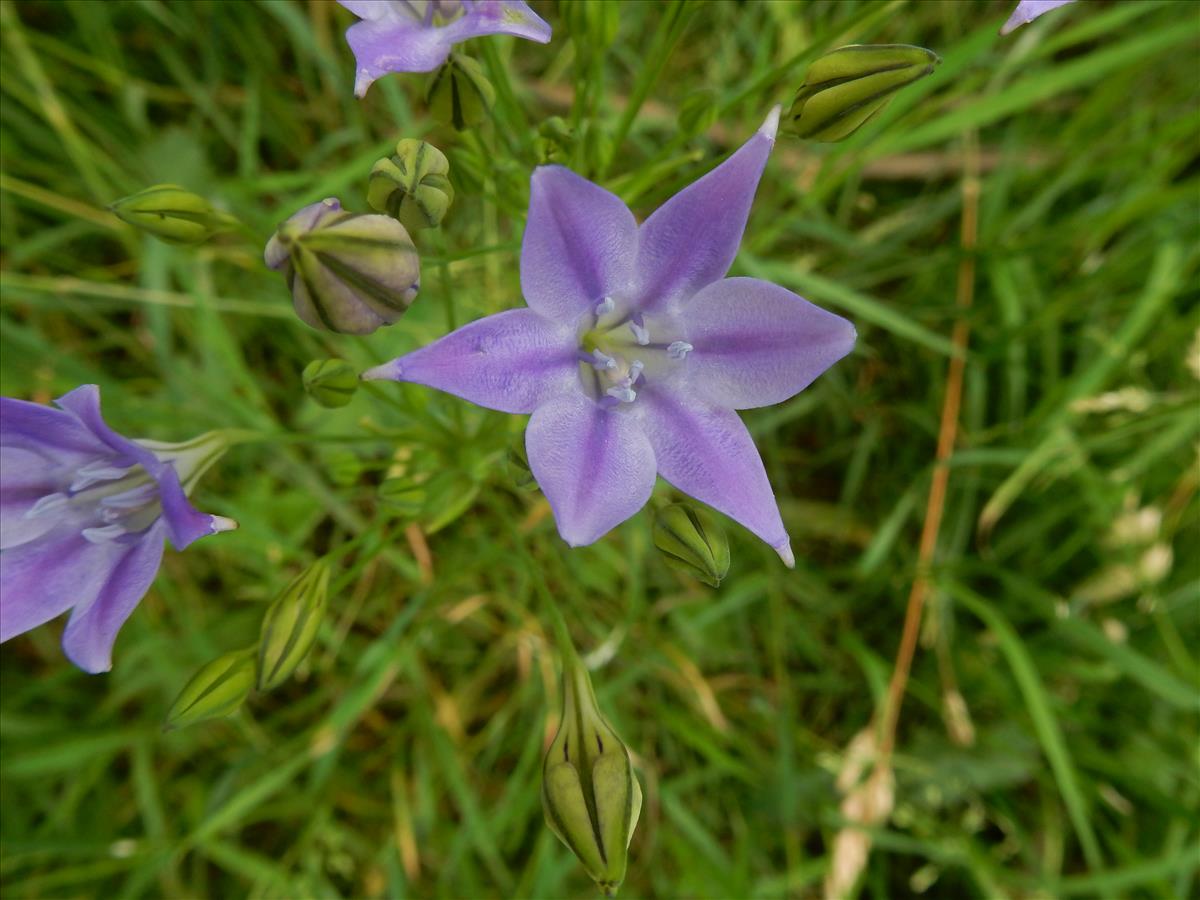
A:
521,166,638,324
1000,0,1075,35
0,395,109,465
0,446,63,550
636,387,792,562
679,277,855,409
447,1,552,45
633,107,780,314
526,393,656,547
362,309,579,414
62,528,165,674
344,17,453,96
0,526,117,645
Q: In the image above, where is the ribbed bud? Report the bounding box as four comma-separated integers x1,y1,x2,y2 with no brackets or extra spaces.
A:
653,503,730,588
257,560,330,691
165,648,255,729
367,139,455,232
426,53,495,131
785,44,940,142
378,475,428,517
542,643,641,896
265,198,420,335
110,184,235,245
302,359,358,408
678,89,719,138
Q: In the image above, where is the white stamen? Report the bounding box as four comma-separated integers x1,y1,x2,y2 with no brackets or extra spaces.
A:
627,360,645,382
24,492,69,520
99,483,158,510
210,515,239,533
629,321,650,345
606,385,637,404
591,349,618,370
594,296,615,316
82,524,127,544
667,341,694,360
71,463,132,492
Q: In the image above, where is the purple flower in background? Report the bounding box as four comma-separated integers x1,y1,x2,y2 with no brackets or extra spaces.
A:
1001,0,1076,35
364,108,856,564
338,0,552,97
0,385,235,673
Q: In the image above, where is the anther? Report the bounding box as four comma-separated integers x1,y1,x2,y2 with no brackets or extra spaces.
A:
606,385,637,404
629,321,650,346
594,296,615,316
70,463,132,492
628,360,645,382
667,341,693,360
82,524,127,544
591,349,618,370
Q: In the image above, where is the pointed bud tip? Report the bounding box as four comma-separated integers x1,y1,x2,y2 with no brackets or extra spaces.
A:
774,540,795,568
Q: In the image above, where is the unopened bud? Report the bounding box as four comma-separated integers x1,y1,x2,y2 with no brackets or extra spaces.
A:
785,44,940,142
679,89,719,138
426,53,495,130
302,359,358,408
653,503,730,588
543,641,641,895
110,184,235,245
265,198,420,335
257,560,330,691
165,648,255,729
368,140,455,232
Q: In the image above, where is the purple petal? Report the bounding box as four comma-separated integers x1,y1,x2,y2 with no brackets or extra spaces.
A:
0,395,110,465
526,393,656,546
61,527,165,674
680,277,855,409
0,526,118,645
634,108,780,314
0,446,63,550
447,1,552,45
1000,0,1075,35
636,387,792,562
521,166,638,324
344,16,454,97
362,309,579,414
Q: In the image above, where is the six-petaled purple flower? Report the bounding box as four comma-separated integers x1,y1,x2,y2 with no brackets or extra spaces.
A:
0,385,235,673
338,0,551,97
364,108,857,564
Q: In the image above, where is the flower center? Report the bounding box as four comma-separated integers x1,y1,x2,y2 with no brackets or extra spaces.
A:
576,296,692,407
25,462,162,543
396,0,464,26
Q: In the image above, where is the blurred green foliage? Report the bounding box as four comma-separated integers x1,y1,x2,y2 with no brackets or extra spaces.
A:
1,1,1197,898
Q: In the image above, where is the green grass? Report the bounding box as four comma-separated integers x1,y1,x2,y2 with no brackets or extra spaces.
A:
1,1,1198,898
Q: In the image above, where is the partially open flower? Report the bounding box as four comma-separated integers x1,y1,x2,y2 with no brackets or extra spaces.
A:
265,198,420,335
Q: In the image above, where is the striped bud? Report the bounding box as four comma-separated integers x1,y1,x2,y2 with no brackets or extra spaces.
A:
257,560,330,692
265,198,420,335
543,640,641,896
110,184,236,245
367,139,455,232
165,648,255,729
426,53,495,130
653,503,730,588
785,44,940,142
302,359,358,408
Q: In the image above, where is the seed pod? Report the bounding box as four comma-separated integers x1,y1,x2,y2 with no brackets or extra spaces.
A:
257,560,330,691
265,198,420,335
785,44,941,142
542,638,641,896
425,53,495,130
367,139,455,232
165,648,255,729
302,359,358,408
653,503,730,588
110,184,235,245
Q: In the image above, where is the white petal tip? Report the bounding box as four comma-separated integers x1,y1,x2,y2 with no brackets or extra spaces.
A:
211,515,239,534
774,540,795,568
361,362,400,381
760,105,782,142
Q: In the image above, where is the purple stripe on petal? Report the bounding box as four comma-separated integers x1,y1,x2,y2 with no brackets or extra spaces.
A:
526,393,656,547
636,387,789,553
365,309,579,414
633,108,779,314
681,277,856,409
0,395,110,465
0,446,63,550
521,166,638,324
61,527,165,674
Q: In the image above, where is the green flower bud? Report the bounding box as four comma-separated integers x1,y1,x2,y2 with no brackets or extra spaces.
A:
165,648,255,730
367,139,455,232
265,198,420,335
302,359,358,408
426,53,495,131
506,438,538,491
379,475,428,517
110,184,236,245
785,44,941,142
678,89,719,138
653,503,730,588
543,642,641,896
257,560,330,691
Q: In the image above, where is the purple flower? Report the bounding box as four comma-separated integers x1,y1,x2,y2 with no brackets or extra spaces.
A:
0,385,235,673
338,0,552,98
364,108,856,564
1000,0,1076,35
